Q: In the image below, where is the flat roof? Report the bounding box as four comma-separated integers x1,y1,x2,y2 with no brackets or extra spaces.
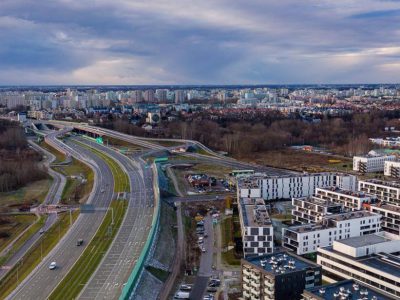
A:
239,199,272,227
360,179,400,190
361,254,400,278
304,279,393,300
337,234,390,248
316,186,374,199
244,252,318,275
321,248,400,278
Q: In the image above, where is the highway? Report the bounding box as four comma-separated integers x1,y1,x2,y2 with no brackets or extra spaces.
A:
0,140,66,280
7,138,115,300
75,138,155,300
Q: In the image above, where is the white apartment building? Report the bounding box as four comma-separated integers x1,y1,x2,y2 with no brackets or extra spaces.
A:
353,154,396,173
384,160,400,178
283,211,381,255
238,198,274,257
358,179,400,206
317,232,400,299
238,173,357,201
314,187,377,210
370,203,400,235
292,196,343,224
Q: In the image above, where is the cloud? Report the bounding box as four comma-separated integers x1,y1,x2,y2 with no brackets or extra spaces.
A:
0,0,399,84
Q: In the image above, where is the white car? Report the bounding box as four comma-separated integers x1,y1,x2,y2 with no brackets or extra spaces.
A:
49,261,57,270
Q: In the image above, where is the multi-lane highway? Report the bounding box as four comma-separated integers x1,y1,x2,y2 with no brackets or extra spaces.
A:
75,138,155,300
7,138,115,300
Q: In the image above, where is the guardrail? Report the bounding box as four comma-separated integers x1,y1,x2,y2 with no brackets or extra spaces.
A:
119,162,161,300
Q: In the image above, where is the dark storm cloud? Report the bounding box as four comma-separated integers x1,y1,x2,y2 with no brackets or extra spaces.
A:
0,0,399,84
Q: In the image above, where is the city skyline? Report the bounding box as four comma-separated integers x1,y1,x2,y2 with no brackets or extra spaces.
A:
1,0,400,85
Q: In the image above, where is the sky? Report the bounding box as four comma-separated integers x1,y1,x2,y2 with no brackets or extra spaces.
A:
0,0,400,85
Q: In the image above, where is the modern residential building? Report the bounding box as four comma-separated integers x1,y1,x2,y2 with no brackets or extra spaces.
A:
283,211,381,255
314,187,377,210
353,154,396,173
370,203,400,235
292,196,343,224
317,232,400,299
238,173,357,201
242,251,322,300
358,179,400,206
238,198,274,257
385,160,400,178
302,279,394,300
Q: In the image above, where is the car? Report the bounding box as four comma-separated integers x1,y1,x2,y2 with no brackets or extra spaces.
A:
204,234,208,238
180,284,192,291
49,261,57,270
39,229,45,234
201,248,206,253
203,294,214,300
207,287,218,293
100,189,105,193
76,239,84,246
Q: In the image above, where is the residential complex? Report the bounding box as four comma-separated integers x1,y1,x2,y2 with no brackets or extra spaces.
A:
238,198,274,257
242,251,322,300
370,203,400,235
358,179,400,205
317,232,400,299
353,154,396,173
283,211,381,255
292,196,343,224
384,160,400,178
238,173,357,201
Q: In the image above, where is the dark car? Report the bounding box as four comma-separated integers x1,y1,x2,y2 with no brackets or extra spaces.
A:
76,239,84,246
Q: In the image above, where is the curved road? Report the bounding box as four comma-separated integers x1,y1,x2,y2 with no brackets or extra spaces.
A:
7,139,115,300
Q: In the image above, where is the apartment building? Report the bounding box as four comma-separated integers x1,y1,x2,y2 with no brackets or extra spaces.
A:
358,179,400,206
292,196,343,224
283,211,381,255
314,187,377,210
317,232,400,299
302,279,394,300
384,160,400,178
370,203,400,235
238,198,274,257
353,154,396,173
242,252,322,300
238,173,357,201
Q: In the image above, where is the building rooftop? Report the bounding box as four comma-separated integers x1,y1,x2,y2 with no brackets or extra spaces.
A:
294,196,343,208
361,253,400,278
304,279,393,300
361,179,400,190
321,247,400,278
287,211,377,233
244,252,318,275
338,233,390,248
240,198,272,227
372,202,400,213
316,186,375,199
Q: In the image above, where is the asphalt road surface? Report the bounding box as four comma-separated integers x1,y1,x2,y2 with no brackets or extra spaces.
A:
190,215,214,300
76,138,155,300
7,140,115,300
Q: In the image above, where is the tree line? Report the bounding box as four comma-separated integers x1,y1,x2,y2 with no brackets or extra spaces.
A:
96,111,400,158
0,120,47,193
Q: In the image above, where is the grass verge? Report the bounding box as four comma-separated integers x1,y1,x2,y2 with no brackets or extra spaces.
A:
0,214,37,253
49,200,127,300
0,211,79,299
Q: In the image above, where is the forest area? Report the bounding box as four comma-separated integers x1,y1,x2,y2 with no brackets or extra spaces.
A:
0,120,46,192
97,111,400,159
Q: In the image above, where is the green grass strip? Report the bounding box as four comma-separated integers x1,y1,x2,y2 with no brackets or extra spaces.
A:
0,211,79,299
48,200,127,300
